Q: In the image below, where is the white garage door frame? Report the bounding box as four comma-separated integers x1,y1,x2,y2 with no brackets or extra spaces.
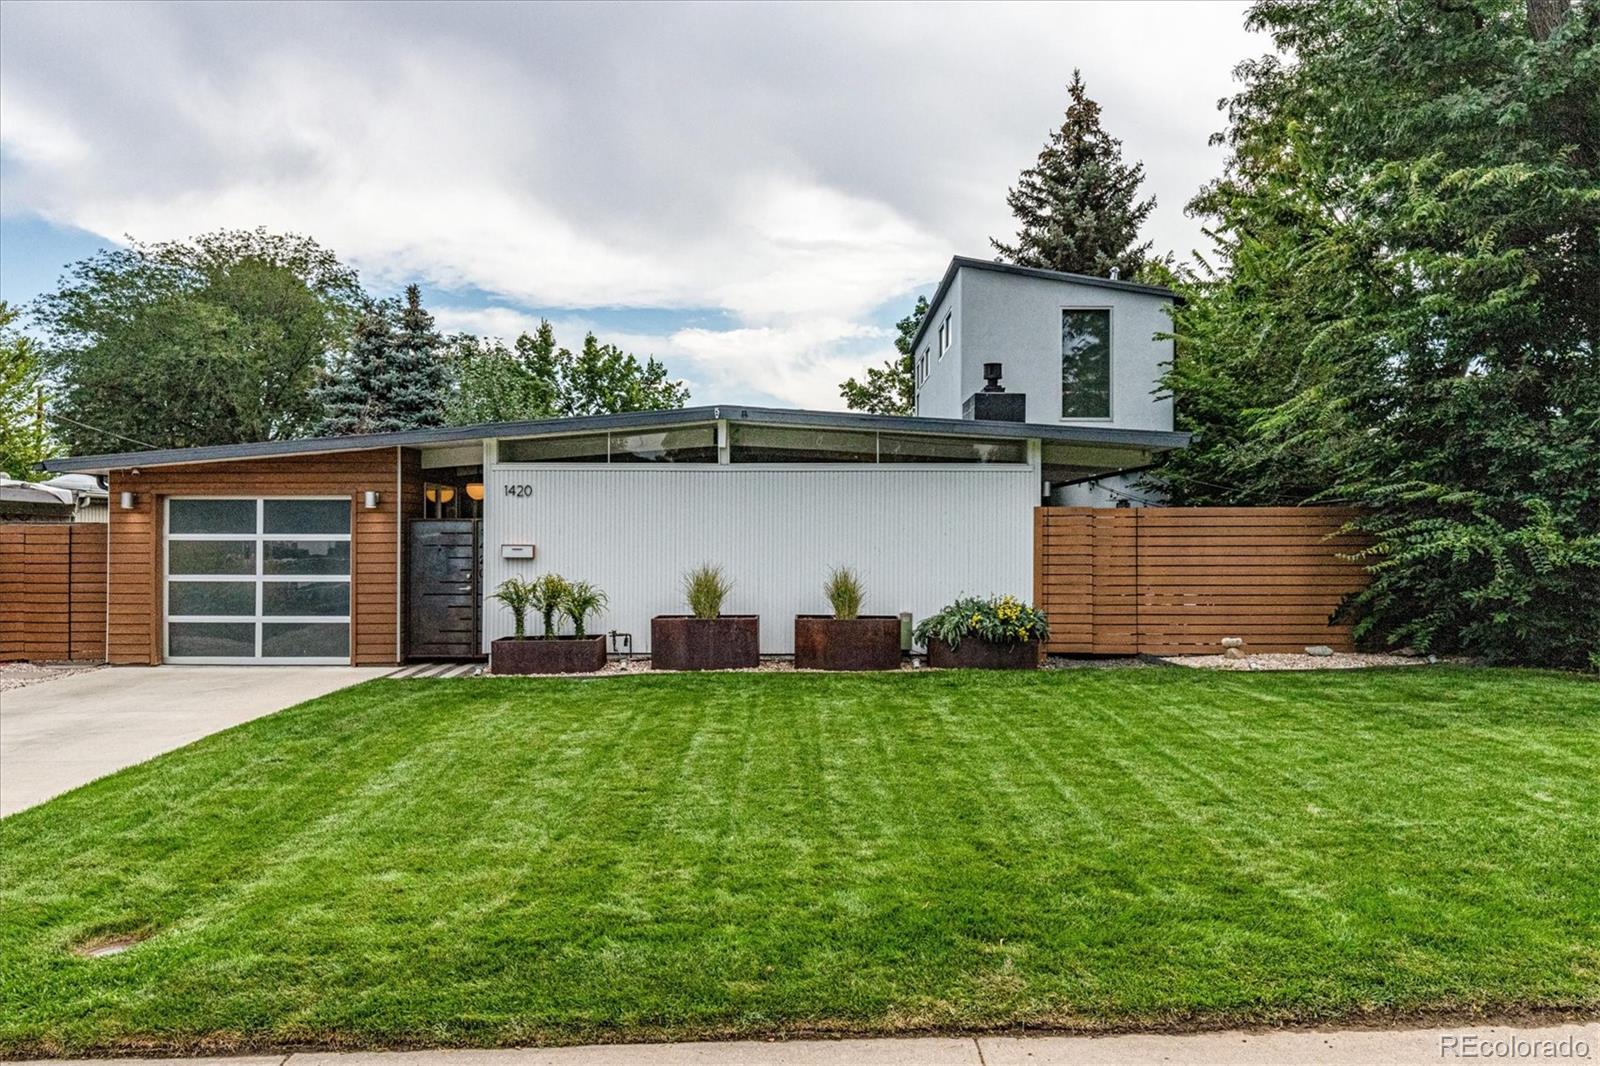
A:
163,496,353,665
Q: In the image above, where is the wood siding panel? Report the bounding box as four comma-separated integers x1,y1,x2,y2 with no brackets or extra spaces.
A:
107,448,405,665
1034,506,1368,655
0,523,108,662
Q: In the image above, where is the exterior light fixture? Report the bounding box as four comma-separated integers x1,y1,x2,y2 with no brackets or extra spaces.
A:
465,482,484,502
423,485,456,505
119,491,136,510
363,490,381,509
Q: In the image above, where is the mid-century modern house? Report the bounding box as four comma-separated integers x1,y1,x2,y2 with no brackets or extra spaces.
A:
39,256,1187,665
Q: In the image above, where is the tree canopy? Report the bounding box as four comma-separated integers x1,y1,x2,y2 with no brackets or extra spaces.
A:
990,71,1157,278
0,302,57,477
35,229,364,453
445,321,688,425
1151,0,1600,668
838,296,928,415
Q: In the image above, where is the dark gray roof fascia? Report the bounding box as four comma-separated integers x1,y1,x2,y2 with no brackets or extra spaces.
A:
42,404,1189,473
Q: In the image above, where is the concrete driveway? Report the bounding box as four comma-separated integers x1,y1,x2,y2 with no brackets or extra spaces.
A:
0,666,392,816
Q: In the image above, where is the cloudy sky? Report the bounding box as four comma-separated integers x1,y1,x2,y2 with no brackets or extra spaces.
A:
0,1,1258,409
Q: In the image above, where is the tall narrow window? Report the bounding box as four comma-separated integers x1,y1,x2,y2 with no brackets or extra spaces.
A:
938,313,951,355
1061,309,1111,418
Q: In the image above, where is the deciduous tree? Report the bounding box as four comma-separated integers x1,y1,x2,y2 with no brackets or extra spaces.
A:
839,296,927,415
0,302,57,475
35,229,363,452
445,320,687,424
1152,0,1600,668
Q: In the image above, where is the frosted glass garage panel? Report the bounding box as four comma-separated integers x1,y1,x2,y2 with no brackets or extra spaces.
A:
169,499,256,534
262,622,349,658
169,581,256,616
262,581,350,616
264,499,350,535
264,540,351,575
169,622,256,658
169,540,256,575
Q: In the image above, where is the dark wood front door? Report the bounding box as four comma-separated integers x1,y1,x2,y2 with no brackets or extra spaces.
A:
406,520,481,659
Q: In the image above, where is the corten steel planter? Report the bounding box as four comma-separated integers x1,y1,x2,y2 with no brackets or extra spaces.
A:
793,615,902,671
651,615,760,670
491,636,608,675
926,636,1042,670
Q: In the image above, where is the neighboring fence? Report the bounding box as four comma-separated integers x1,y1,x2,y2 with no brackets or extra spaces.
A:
1034,506,1369,656
0,523,108,662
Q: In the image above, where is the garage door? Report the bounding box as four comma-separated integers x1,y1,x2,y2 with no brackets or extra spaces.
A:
164,497,352,663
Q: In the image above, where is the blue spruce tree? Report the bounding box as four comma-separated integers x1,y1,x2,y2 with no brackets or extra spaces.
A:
315,285,446,435
383,284,446,430
315,300,396,436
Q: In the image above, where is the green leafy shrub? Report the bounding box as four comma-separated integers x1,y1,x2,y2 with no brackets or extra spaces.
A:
823,566,864,620
914,595,1049,651
562,580,609,639
491,578,537,639
529,574,572,637
683,564,732,620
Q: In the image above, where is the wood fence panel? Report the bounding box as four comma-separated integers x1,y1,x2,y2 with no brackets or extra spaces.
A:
0,522,108,663
1035,507,1367,656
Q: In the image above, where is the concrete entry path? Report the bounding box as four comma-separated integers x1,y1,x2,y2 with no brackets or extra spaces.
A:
25,1023,1600,1065
0,665,392,816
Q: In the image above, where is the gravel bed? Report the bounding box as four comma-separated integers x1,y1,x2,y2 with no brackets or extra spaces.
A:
0,661,104,691
1160,651,1445,671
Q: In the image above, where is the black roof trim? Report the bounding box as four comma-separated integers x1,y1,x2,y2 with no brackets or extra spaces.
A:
909,255,1180,355
42,405,1189,473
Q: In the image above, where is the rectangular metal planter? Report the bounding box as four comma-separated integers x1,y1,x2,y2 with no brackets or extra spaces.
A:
793,615,902,671
491,636,607,675
926,636,1041,669
650,615,760,670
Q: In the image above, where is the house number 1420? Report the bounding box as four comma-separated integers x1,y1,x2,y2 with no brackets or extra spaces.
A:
503,484,533,497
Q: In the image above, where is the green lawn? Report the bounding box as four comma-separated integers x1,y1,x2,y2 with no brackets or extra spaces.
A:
2,667,1597,1054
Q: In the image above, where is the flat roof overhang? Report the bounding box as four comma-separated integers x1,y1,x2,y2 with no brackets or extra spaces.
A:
41,404,1191,475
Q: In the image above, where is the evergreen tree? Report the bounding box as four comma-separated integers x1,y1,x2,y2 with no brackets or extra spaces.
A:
315,300,397,436
315,285,448,435
385,284,447,429
839,296,927,415
990,71,1156,278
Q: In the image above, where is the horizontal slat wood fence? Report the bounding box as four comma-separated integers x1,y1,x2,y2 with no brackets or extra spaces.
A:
0,523,108,662
1034,507,1368,656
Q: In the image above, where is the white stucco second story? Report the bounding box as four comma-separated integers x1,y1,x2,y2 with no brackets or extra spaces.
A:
911,257,1177,433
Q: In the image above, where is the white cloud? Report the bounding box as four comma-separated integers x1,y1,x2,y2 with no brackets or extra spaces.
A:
0,0,1258,406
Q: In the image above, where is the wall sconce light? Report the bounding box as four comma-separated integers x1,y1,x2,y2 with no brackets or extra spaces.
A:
363,490,380,510
119,491,136,510
465,482,485,501
424,485,456,505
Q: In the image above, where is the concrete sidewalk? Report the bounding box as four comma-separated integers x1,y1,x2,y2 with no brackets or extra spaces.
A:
0,665,391,815
31,1023,1600,1066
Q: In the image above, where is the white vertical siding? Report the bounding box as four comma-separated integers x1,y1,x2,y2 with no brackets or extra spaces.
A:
482,464,1038,653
